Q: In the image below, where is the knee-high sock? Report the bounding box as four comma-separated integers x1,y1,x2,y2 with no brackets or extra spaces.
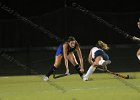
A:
74,65,83,77
46,66,56,77
84,66,96,78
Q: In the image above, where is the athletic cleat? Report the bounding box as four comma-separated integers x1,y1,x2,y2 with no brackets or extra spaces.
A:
65,72,70,76
102,60,111,66
65,70,70,76
82,75,88,81
43,76,49,81
83,77,88,81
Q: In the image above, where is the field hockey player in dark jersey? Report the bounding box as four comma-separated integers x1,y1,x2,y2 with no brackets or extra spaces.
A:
43,36,84,81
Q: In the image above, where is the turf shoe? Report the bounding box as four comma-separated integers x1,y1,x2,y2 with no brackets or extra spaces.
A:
102,60,111,66
43,76,49,81
82,75,88,81
65,70,70,75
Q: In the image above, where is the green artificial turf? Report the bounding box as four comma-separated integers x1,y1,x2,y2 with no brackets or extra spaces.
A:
0,72,140,100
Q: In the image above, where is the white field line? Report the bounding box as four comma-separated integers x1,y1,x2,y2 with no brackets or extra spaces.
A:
68,87,115,91
0,77,9,78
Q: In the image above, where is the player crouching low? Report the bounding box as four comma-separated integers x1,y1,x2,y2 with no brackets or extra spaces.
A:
83,40,111,81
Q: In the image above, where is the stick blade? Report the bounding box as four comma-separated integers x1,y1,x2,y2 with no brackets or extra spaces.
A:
53,74,67,79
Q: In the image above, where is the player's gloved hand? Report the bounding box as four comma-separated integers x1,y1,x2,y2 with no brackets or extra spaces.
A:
132,36,140,42
137,55,140,61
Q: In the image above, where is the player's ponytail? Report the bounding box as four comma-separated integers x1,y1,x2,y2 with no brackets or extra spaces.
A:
97,40,109,50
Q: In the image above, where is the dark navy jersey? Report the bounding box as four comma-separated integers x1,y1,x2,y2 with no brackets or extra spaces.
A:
55,43,77,56
68,45,76,53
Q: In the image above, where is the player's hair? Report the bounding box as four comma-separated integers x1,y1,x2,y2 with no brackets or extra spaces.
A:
64,36,80,47
65,36,76,42
96,40,109,50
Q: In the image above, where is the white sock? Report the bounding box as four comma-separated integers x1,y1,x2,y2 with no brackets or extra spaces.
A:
84,66,96,78
137,55,140,61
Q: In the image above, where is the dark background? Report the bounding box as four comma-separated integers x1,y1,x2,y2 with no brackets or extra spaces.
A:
0,0,140,47
0,0,139,75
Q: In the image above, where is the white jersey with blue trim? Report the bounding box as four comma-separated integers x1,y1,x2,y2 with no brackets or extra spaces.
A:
91,47,103,59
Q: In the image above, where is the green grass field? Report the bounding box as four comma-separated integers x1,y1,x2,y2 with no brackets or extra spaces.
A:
0,72,140,100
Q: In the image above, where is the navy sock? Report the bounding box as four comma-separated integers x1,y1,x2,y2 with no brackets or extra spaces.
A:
74,65,83,77
46,66,56,77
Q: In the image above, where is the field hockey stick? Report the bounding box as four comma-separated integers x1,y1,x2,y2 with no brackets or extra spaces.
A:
53,74,67,79
105,69,129,79
96,66,129,79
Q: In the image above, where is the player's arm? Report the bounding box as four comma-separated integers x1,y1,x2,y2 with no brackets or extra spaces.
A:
63,44,69,69
88,48,93,65
137,48,140,61
76,45,84,72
